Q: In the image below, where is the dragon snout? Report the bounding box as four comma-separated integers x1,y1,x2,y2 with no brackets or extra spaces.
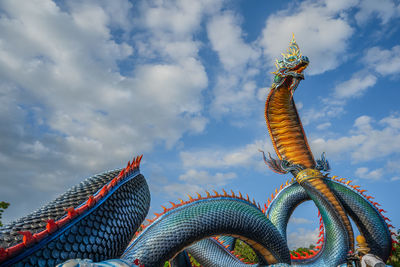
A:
301,56,309,63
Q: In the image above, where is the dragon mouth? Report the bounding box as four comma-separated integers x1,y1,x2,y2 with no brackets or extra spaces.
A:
293,60,309,74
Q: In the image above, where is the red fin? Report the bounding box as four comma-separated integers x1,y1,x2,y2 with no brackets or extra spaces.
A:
137,155,143,166
87,195,96,207
19,231,35,246
99,185,108,197
222,189,228,197
46,219,58,233
65,207,78,218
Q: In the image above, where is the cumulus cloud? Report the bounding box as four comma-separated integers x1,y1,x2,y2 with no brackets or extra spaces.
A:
207,12,258,72
140,0,220,38
133,0,224,65
167,138,274,201
334,74,377,99
289,217,313,225
207,11,262,118
364,45,400,76
355,0,400,25
355,167,384,180
305,40,400,125
259,0,354,75
316,122,332,130
163,170,237,198
180,139,274,171
310,114,400,163
287,227,319,249
0,0,214,223
210,75,259,117
179,169,236,185
301,98,347,126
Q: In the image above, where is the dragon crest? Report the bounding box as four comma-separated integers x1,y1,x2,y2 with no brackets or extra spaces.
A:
271,34,310,94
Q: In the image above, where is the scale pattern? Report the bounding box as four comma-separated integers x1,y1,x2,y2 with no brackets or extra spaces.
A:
0,167,392,267
0,170,150,266
265,86,315,169
0,37,394,267
327,180,391,260
0,170,120,249
181,178,391,267
122,198,291,266
264,36,357,251
266,178,391,264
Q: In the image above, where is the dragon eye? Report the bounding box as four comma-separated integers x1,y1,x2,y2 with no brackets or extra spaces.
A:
288,56,296,62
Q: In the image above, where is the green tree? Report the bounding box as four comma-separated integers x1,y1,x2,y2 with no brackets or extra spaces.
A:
290,246,314,257
387,229,400,267
0,201,10,227
233,239,258,263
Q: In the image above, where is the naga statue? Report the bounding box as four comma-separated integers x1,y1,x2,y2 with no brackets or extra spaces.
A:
0,36,395,267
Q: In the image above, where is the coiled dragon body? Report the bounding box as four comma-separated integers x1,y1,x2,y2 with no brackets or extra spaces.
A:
0,37,394,267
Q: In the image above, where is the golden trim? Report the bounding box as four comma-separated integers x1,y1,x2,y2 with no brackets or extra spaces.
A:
296,169,323,184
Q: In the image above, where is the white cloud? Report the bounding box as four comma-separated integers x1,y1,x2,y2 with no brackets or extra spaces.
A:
179,169,237,186
355,0,400,25
68,0,135,32
316,122,331,130
289,217,313,225
287,227,319,249
259,0,354,75
324,0,359,11
0,0,214,223
364,45,400,76
302,43,400,125
162,183,205,199
386,160,400,174
311,135,366,159
310,114,400,162
145,161,237,201
140,0,220,37
353,115,373,132
355,167,384,180
206,11,262,118
257,87,270,101
380,116,400,129
210,75,258,117
135,0,222,62
207,12,258,71
163,170,237,198
180,139,274,171
334,74,377,99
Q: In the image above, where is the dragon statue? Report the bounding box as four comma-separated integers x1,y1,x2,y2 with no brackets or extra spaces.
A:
0,36,396,267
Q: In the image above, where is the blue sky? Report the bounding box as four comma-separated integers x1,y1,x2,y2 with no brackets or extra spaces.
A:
0,0,399,249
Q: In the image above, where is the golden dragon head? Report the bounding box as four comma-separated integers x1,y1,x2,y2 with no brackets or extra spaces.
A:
271,34,309,96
